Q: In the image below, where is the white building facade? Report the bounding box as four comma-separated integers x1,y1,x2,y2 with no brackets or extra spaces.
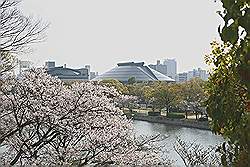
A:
176,68,209,82
163,59,177,79
149,59,177,79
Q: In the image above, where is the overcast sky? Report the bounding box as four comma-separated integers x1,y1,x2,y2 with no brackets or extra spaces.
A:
20,0,223,74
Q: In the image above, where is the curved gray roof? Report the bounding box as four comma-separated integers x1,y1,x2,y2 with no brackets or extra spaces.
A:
48,67,81,76
92,62,175,82
47,67,88,80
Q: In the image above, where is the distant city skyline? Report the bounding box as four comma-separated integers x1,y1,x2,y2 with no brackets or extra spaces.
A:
19,0,223,74
17,59,209,83
149,59,177,79
176,68,209,82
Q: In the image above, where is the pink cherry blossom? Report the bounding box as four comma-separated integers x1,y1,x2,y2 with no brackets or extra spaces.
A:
0,69,168,166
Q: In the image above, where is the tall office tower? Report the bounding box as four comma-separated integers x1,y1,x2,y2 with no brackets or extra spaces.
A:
187,70,194,81
198,68,207,80
163,59,177,79
176,72,188,82
186,68,208,81
148,60,168,76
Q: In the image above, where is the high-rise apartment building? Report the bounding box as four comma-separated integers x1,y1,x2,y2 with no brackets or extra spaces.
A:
175,72,187,82
197,68,207,80
85,65,91,80
163,59,177,79
149,59,177,79
149,60,168,76
176,68,208,82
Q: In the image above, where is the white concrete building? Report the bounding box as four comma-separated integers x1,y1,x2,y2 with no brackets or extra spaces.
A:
149,59,177,79
176,68,208,82
149,60,168,76
163,59,177,79
176,72,188,82
85,65,91,80
92,62,175,83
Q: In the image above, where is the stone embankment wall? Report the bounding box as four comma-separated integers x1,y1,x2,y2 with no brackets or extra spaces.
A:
128,115,210,130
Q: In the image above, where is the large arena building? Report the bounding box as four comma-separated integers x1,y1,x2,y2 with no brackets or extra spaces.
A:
92,62,175,83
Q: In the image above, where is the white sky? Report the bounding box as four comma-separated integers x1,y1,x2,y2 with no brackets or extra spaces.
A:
20,0,223,74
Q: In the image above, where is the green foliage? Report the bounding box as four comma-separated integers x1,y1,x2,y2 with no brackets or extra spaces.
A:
209,0,250,165
218,0,250,97
100,79,129,94
177,78,206,114
127,83,145,98
205,42,250,166
127,82,179,111
149,82,177,111
166,112,185,119
218,0,249,44
126,81,206,118
148,111,161,116
141,85,154,102
127,77,136,84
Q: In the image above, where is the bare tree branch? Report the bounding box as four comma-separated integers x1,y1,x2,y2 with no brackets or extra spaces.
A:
174,136,221,167
0,0,49,79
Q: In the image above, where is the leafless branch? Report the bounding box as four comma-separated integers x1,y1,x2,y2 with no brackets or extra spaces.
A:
173,136,221,167
0,0,49,54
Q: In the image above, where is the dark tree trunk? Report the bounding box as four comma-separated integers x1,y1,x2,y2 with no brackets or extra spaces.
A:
166,106,169,117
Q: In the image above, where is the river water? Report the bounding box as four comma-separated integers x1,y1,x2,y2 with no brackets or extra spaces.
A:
133,120,224,166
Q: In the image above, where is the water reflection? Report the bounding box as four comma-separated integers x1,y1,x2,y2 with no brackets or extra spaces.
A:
133,120,224,166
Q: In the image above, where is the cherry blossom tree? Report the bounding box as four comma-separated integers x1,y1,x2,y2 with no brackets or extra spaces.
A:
116,94,138,111
0,69,167,166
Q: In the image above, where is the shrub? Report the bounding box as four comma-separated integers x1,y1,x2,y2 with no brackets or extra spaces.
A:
166,112,185,119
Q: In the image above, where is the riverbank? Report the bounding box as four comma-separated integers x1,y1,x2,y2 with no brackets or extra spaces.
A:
128,114,210,130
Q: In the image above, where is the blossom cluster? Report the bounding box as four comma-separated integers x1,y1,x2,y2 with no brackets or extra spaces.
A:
0,69,164,166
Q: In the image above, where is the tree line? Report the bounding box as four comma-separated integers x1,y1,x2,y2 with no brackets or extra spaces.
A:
100,78,207,119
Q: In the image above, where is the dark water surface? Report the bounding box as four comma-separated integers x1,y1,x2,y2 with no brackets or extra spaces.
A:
133,120,224,166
